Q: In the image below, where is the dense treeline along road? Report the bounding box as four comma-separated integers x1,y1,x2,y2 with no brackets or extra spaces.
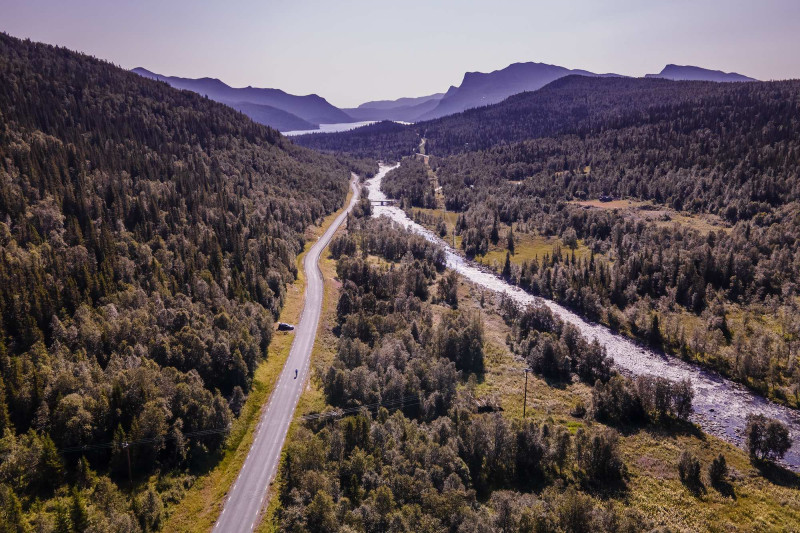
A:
272,202,800,531
0,33,373,530
213,176,360,532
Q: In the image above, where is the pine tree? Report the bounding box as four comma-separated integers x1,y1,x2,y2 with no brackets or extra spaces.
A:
490,213,499,244
40,433,64,491
0,375,11,434
0,484,26,533
507,225,515,255
70,488,90,532
54,500,71,533
648,314,662,346
708,454,728,485
502,252,512,279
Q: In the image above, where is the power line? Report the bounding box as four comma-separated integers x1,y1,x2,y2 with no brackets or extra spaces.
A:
58,395,423,454
300,394,422,422
59,424,233,454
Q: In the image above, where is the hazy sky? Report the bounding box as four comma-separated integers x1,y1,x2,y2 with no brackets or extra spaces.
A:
2,0,799,107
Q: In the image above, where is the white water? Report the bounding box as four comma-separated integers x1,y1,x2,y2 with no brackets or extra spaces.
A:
367,163,800,470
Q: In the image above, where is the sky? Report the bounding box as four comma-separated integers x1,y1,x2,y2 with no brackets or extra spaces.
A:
2,0,800,107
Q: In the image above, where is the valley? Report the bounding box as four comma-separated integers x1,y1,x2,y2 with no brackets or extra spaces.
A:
265,174,800,531
368,164,800,471
1,5,799,530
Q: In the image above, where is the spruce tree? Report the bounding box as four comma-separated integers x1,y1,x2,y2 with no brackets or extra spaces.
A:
70,488,90,532
490,213,499,244
0,376,11,434
502,252,512,279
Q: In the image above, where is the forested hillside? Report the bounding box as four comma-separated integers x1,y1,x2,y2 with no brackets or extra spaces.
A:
380,75,800,407
419,75,800,157
295,76,800,159
0,33,362,530
294,120,420,160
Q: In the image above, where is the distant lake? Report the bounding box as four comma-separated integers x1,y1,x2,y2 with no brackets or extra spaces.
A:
283,121,376,136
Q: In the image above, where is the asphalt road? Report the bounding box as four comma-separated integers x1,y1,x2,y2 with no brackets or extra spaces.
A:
213,175,359,533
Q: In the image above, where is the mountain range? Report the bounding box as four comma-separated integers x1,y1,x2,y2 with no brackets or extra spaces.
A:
131,67,352,130
294,74,779,159
133,63,756,131
344,93,444,122
417,62,623,120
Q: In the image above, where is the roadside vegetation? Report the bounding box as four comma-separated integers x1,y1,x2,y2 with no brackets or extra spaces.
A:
163,186,356,532
272,205,800,532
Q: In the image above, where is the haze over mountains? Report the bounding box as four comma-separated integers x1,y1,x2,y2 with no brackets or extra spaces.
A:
132,67,352,131
416,62,623,120
344,93,444,122
133,62,757,131
645,64,757,82
294,74,779,159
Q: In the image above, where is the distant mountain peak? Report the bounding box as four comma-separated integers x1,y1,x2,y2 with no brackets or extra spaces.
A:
418,61,623,121
645,64,756,82
130,67,355,129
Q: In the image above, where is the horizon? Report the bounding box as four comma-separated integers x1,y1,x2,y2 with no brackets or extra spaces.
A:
130,61,767,107
2,0,800,107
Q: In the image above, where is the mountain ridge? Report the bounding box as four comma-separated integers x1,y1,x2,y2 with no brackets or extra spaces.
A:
645,64,756,82
133,61,760,129
356,92,444,110
295,74,796,158
132,67,355,128
347,62,758,123
225,100,316,131
418,62,624,120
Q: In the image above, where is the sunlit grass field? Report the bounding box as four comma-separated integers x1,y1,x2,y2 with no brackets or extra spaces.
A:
459,279,800,531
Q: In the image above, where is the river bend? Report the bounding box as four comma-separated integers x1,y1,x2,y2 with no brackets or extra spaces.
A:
367,163,800,471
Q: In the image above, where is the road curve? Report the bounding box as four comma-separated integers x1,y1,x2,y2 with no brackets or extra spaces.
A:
213,175,360,533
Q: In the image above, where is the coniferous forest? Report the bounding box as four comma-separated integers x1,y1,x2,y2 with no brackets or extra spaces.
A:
0,33,369,529
356,75,800,407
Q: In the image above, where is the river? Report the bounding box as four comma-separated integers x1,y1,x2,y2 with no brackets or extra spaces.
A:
367,163,800,471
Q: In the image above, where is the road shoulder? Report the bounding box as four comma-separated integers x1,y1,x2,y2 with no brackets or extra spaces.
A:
257,192,351,532
163,182,355,533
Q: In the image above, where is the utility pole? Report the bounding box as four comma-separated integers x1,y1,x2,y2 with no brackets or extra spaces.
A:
523,368,532,417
